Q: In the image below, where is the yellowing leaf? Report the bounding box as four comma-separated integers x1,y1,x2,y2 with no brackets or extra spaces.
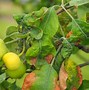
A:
64,59,82,90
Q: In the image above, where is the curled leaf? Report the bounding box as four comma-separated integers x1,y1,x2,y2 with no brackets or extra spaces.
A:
59,62,68,90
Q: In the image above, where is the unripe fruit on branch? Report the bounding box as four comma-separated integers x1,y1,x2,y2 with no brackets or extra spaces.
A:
6,62,26,79
2,52,21,70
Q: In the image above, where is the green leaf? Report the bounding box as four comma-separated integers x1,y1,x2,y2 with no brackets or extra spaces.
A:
0,84,5,90
79,80,89,90
1,81,20,90
31,7,48,17
0,60,4,67
5,40,18,53
6,26,18,36
40,6,59,38
22,7,48,27
26,42,40,59
68,20,89,43
61,39,73,59
53,54,64,73
13,14,24,24
53,39,73,73
16,74,28,88
30,27,43,40
0,73,6,84
22,64,58,90
69,0,89,6
8,83,21,90
77,4,89,21
7,78,15,84
40,37,56,57
26,37,56,60
0,39,9,60
64,59,81,90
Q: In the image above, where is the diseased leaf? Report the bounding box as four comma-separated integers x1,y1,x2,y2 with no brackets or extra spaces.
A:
69,0,89,6
53,40,73,73
22,72,36,90
64,59,82,90
22,64,58,90
68,20,89,44
55,84,60,90
40,7,59,38
59,62,68,90
45,54,53,64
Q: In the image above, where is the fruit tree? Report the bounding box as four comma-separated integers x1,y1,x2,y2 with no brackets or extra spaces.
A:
0,0,89,90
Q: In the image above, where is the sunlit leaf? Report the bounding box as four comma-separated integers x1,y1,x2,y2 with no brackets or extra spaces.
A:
40,6,59,38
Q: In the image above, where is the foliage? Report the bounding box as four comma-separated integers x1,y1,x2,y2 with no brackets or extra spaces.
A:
0,0,89,90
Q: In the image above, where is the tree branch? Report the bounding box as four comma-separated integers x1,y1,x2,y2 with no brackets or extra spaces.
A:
57,6,73,15
79,62,89,68
75,44,89,53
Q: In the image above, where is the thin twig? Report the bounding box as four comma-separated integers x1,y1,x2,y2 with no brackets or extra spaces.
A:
18,43,25,57
75,44,89,53
61,4,87,38
57,6,73,15
79,62,89,68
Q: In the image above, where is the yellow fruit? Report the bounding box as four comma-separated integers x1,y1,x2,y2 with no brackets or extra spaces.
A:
3,52,21,70
0,39,8,60
6,62,26,79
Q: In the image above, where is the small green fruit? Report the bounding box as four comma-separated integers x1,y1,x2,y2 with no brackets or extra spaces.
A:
3,52,21,70
6,62,26,79
0,39,8,60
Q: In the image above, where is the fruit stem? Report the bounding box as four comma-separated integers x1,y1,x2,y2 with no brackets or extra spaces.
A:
18,43,25,57
5,38,20,45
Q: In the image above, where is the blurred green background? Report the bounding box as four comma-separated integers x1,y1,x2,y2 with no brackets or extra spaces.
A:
0,0,89,80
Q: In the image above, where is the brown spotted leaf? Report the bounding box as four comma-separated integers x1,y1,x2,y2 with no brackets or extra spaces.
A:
45,54,53,64
22,64,58,90
59,62,68,90
22,72,36,90
64,59,82,90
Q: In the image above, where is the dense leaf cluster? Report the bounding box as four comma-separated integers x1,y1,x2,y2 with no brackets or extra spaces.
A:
0,0,89,90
